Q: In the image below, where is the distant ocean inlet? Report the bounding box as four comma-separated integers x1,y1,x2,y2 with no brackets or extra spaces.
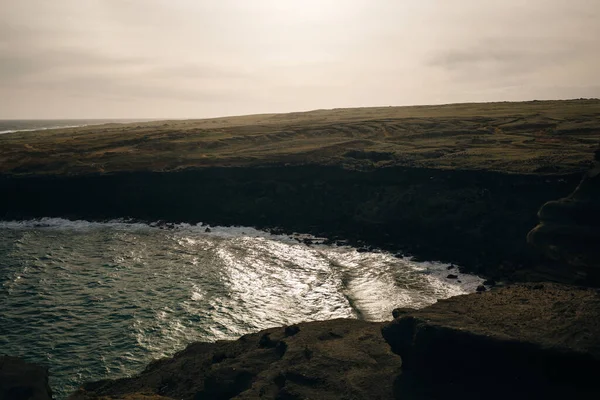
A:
0,119,155,135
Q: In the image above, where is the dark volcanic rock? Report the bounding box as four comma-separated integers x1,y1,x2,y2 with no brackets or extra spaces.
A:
391,308,416,319
283,325,300,337
528,153,600,286
483,278,496,286
382,283,600,400
0,356,52,400
68,319,401,400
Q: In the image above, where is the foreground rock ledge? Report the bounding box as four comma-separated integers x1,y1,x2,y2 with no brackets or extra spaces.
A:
68,319,401,400
66,283,600,400
383,283,600,399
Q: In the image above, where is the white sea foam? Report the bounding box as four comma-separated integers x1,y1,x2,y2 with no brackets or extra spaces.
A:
0,125,89,135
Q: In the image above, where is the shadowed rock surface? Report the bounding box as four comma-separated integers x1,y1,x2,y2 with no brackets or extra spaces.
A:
528,150,600,286
382,283,600,399
0,356,53,400
67,319,401,400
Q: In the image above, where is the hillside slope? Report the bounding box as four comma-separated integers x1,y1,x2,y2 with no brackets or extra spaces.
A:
1,99,599,175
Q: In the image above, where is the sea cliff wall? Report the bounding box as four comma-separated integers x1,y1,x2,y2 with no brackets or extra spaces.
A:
528,153,600,285
0,165,580,281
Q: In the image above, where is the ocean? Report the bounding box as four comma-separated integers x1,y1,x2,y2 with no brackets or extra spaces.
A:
0,119,154,135
0,218,482,399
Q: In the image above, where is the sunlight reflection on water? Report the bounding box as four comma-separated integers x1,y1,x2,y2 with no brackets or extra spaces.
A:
0,218,482,398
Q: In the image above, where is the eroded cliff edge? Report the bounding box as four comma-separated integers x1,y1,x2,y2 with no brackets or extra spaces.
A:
2,101,600,398
66,283,600,400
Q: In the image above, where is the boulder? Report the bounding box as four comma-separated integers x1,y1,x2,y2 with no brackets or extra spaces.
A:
482,278,496,286
0,356,52,400
382,283,600,400
391,308,416,319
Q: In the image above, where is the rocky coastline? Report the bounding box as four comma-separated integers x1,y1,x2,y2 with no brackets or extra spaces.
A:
3,162,599,399
2,101,599,399
0,165,583,284
60,283,599,400
5,282,600,400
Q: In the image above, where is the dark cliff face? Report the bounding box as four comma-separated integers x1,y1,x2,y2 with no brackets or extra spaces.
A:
0,165,579,281
528,156,600,286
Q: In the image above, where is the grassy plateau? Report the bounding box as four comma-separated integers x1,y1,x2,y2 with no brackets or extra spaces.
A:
1,99,599,175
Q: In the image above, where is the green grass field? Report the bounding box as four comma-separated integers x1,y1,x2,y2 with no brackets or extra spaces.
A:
1,99,599,175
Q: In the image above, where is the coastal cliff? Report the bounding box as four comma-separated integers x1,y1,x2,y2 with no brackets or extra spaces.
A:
0,166,581,283
528,150,600,285
68,319,401,400
2,100,600,398
2,100,598,284
4,283,598,399
64,283,600,400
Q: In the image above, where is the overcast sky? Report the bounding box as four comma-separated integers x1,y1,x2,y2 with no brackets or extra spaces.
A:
1,0,599,119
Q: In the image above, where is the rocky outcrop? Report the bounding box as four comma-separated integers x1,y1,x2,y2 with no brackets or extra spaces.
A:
68,284,600,400
382,283,600,400
528,150,600,286
0,356,52,400
68,319,401,400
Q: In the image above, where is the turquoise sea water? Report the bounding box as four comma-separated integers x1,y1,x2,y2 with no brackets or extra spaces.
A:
0,219,483,398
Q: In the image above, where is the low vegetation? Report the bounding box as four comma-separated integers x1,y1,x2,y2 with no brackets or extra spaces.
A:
1,99,599,175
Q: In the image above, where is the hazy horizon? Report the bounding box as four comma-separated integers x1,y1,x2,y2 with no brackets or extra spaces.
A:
1,0,599,119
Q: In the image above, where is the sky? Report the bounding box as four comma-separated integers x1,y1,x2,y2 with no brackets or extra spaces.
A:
1,0,599,119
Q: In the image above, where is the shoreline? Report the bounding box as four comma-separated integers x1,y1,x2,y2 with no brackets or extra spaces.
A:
64,283,600,400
